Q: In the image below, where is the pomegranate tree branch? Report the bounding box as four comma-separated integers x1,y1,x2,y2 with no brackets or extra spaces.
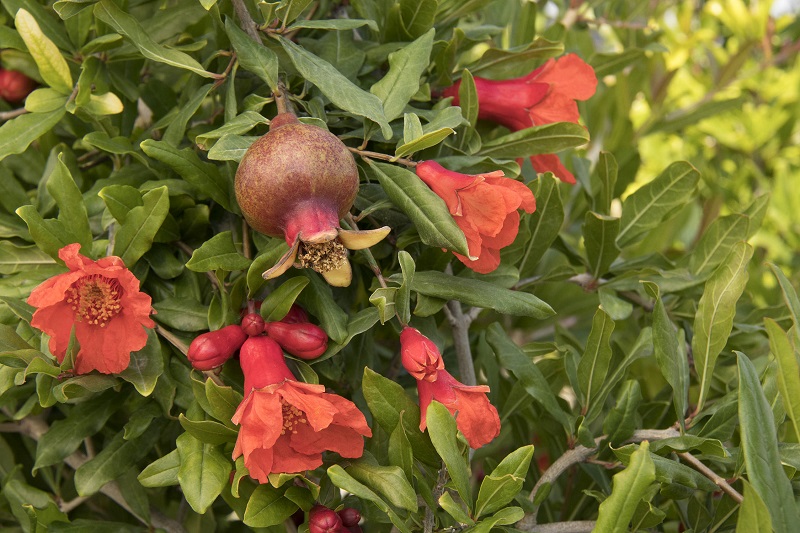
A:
347,147,418,168
231,0,261,42
442,299,476,387
423,463,448,533
0,108,28,121
677,451,743,503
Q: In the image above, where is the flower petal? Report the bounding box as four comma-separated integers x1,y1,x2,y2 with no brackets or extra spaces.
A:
270,436,323,474
320,260,352,287
30,302,75,363
263,239,300,280
529,154,576,184
278,382,337,431
337,226,391,250
533,53,598,101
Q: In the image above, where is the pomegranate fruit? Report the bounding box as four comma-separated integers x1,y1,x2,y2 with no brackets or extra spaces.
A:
0,68,36,103
235,112,390,287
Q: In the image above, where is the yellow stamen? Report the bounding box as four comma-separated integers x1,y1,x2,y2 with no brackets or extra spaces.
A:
297,240,347,273
65,275,124,327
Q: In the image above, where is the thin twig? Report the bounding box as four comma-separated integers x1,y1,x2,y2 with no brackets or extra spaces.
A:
347,147,418,168
677,451,743,503
59,495,90,513
443,300,476,387
529,522,597,533
423,464,448,533
231,0,261,42
0,107,28,121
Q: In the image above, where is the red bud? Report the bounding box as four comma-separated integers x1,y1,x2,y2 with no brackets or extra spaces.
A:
280,304,309,324
265,321,328,359
337,507,361,527
241,313,265,336
308,504,343,533
187,325,247,370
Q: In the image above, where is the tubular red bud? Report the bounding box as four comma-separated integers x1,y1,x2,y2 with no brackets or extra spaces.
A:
187,325,247,370
308,505,343,533
265,321,328,360
239,335,295,391
280,304,309,324
241,313,265,336
400,327,444,382
337,507,361,527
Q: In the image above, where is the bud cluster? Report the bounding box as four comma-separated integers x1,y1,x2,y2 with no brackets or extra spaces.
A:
308,504,362,533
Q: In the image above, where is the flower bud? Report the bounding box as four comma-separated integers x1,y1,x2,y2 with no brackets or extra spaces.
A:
239,335,295,391
337,507,361,527
187,325,247,370
265,321,328,360
280,304,309,324
400,327,444,382
308,504,343,533
241,313,265,336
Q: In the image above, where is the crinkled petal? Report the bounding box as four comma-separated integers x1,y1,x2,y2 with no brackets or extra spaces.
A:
529,154,576,184
289,420,366,458
30,302,75,363
528,91,582,126
26,270,82,309
270,436,323,474
242,446,274,484
337,227,391,250
453,246,501,275
484,176,536,213
58,243,92,271
449,388,501,448
278,383,337,431
480,210,521,250
458,184,513,237
263,239,299,280
533,53,598,101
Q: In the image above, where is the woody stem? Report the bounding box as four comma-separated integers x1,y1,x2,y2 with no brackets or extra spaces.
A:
348,147,418,168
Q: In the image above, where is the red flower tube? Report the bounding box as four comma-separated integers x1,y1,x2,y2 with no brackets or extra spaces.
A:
416,161,535,273
442,53,597,184
400,327,500,449
27,244,155,375
232,336,371,483
187,325,247,370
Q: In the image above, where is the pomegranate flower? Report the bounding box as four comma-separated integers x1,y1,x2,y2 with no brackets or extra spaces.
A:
400,327,500,449
27,243,155,375
416,160,535,274
232,335,371,483
442,53,597,184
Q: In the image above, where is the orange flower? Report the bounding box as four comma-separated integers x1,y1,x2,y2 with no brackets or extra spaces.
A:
27,243,154,375
232,336,371,483
416,160,535,273
400,327,500,449
442,53,597,184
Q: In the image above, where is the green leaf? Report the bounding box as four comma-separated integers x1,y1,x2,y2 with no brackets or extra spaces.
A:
439,491,474,525
768,263,800,348
583,212,620,278
594,441,656,533
649,285,690,429
163,84,214,146
470,38,563,78
736,479,773,533
15,205,75,261
15,9,72,94
34,392,120,471
485,323,572,430
280,37,391,138
94,0,215,78
204,378,243,427
74,422,164,496
394,127,455,158
138,449,180,488
326,465,412,533
577,307,615,416
140,140,233,211
367,160,470,256
286,18,378,31
313,307,381,363
468,507,525,533
362,368,438,465
24,88,68,112
260,277,309,322
479,122,589,159
207,134,257,162
384,0,437,41
46,155,92,251
195,111,268,149
176,432,230,514
0,109,66,162
178,414,238,445
737,353,800,533
592,48,646,77
458,68,479,126
186,231,251,272
297,271,348,344
243,485,298,527
152,296,209,331
612,445,716,493
475,445,534,517
112,186,170,266
410,271,554,318
388,412,414,483
426,401,472,508
765,319,800,443
118,328,163,397
370,29,434,121
514,174,563,276
224,17,279,92
693,242,753,411
394,251,415,326
616,161,700,247
687,214,749,277
346,459,417,512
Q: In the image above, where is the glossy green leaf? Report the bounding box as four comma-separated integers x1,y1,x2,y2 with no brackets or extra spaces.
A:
176,432,230,514
737,353,800,533
346,459,417,512
736,479,773,533
138,449,180,488
583,212,620,278
768,263,800,348
15,9,72,94
458,68,479,126
475,445,534,517
326,465,411,532
478,122,589,159
152,296,208,331
207,134,257,162
0,109,66,162
616,161,700,247
367,160,470,257
693,242,753,411
94,0,215,78
577,307,615,416
260,277,309,321
24,88,68,112
394,127,455,157
46,155,92,251
515,174,563,276
395,251,415,326
388,412,414,483
243,485,298,527
409,271,554,318
225,17,279,92
286,18,378,31
118,328,163,397
439,491,474,525
112,186,170,266
371,29,434,121
687,214,749,277
186,231,251,272
594,441,656,533
297,271,348,344
765,319,800,443
426,401,472,508
195,111,268,149
280,37,391,138
469,507,525,533
204,378,243,427
178,414,238,445
15,205,75,261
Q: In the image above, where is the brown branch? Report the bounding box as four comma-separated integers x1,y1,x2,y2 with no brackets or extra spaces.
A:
231,0,261,42
0,107,28,121
423,464,448,533
677,451,743,504
443,299,476,387
348,147,418,168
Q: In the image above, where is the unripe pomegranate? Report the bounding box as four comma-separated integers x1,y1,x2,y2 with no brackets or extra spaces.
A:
0,68,36,103
280,304,309,324
308,505,344,533
235,112,390,287
241,313,265,336
337,507,361,527
187,325,247,370
239,335,294,391
265,321,328,360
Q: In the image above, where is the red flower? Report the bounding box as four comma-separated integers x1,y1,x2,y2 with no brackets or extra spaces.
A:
232,336,371,483
27,244,154,375
400,327,500,449
416,160,535,273
442,53,597,184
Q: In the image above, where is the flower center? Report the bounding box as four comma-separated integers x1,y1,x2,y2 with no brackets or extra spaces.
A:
297,240,347,273
281,399,308,435
65,275,124,327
